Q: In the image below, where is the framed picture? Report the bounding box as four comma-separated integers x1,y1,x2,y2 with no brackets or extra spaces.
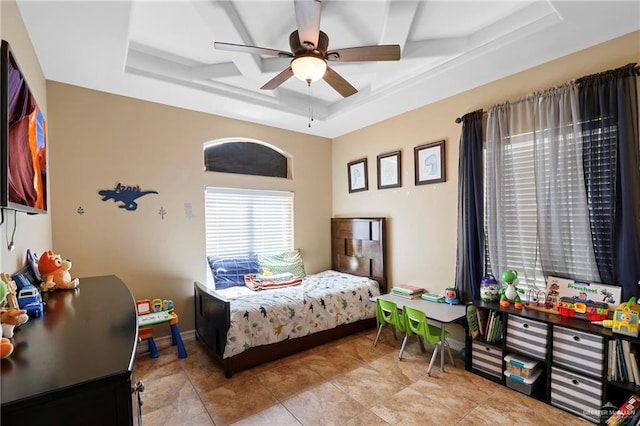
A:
348,158,368,193
377,150,401,189
414,140,446,185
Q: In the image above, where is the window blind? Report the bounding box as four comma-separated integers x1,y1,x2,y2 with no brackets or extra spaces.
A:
484,123,615,294
205,187,294,259
485,134,547,293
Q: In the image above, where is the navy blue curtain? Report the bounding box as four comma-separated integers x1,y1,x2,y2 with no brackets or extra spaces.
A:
578,63,640,299
455,110,484,302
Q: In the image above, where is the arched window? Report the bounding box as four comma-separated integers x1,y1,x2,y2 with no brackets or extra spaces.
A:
204,138,289,179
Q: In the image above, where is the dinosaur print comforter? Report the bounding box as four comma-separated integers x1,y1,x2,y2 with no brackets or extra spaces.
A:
222,270,381,359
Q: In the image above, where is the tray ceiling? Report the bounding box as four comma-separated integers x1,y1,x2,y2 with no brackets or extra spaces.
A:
16,0,640,138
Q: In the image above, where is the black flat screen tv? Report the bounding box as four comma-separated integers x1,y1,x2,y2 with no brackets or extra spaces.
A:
0,40,48,214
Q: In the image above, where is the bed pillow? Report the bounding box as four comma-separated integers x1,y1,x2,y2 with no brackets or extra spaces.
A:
258,249,306,278
207,254,261,289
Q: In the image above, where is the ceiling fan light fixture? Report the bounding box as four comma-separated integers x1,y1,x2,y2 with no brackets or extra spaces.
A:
291,55,327,84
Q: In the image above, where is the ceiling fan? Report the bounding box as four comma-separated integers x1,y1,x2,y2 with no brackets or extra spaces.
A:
214,0,401,98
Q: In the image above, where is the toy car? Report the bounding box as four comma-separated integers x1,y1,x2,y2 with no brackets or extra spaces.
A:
17,284,45,318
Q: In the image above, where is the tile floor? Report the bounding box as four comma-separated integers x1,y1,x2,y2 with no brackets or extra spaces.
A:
132,328,589,425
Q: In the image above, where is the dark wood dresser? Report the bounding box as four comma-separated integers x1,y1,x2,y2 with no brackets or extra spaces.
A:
1,275,138,425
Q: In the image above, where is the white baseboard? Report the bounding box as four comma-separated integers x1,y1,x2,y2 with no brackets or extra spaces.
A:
136,328,196,356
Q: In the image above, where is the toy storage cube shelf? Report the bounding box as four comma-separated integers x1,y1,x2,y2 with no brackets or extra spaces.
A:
466,301,640,425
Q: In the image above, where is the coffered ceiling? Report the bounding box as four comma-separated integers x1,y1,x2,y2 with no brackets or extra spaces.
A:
16,1,640,138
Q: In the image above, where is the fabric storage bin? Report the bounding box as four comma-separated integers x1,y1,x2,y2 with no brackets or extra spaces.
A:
550,365,603,424
505,314,549,360
471,340,502,379
504,352,540,378
504,368,543,395
552,325,605,378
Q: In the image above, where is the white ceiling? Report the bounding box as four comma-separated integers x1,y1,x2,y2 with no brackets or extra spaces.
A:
16,0,640,138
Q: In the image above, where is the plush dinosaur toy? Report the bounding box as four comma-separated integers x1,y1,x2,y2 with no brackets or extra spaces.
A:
38,250,80,292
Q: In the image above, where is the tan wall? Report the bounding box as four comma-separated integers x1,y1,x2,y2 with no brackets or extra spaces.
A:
0,1,53,273
47,83,332,333
332,31,640,346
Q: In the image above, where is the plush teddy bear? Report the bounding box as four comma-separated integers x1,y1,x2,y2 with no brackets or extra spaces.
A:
38,250,80,292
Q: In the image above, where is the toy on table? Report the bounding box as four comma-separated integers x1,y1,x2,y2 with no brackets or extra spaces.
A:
444,287,459,305
38,250,79,292
593,297,640,338
499,270,524,307
137,299,186,359
421,293,445,303
557,296,609,321
513,294,523,310
0,273,19,310
480,274,500,302
16,284,45,318
1,308,28,339
0,279,18,359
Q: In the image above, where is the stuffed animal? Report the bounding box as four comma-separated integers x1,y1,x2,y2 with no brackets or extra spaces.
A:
38,250,80,292
1,309,28,338
445,287,460,305
0,279,14,359
0,273,19,311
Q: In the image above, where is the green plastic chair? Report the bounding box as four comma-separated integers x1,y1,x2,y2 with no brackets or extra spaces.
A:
373,298,406,350
400,305,454,376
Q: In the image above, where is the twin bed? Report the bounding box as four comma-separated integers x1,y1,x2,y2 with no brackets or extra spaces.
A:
194,217,387,377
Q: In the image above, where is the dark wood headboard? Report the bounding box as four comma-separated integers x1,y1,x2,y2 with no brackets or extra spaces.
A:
331,217,387,293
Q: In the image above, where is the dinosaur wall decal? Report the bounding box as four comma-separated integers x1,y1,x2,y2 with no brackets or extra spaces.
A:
98,182,158,211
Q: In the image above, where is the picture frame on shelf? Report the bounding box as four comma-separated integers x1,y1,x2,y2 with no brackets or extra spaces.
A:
377,150,401,190
348,158,368,193
414,140,446,185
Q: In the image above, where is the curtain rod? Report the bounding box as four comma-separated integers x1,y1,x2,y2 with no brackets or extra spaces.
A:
455,111,486,124
455,65,640,124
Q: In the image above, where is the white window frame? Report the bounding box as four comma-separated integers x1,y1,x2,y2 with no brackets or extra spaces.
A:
204,187,294,284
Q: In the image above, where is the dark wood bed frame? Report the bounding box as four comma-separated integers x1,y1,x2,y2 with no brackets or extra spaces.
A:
194,217,387,378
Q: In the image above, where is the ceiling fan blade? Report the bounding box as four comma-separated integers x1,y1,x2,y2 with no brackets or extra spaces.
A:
261,67,295,90
294,0,321,49
327,45,401,62
323,66,357,98
214,42,293,58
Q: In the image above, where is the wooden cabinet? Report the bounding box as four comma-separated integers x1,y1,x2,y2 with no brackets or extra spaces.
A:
1,275,138,425
466,301,640,424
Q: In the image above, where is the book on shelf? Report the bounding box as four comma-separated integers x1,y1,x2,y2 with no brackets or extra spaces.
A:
606,393,640,426
618,339,629,382
622,340,637,385
609,340,616,381
477,308,488,336
610,339,640,387
466,305,480,339
484,311,502,343
608,338,640,385
630,350,640,387
490,315,502,343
